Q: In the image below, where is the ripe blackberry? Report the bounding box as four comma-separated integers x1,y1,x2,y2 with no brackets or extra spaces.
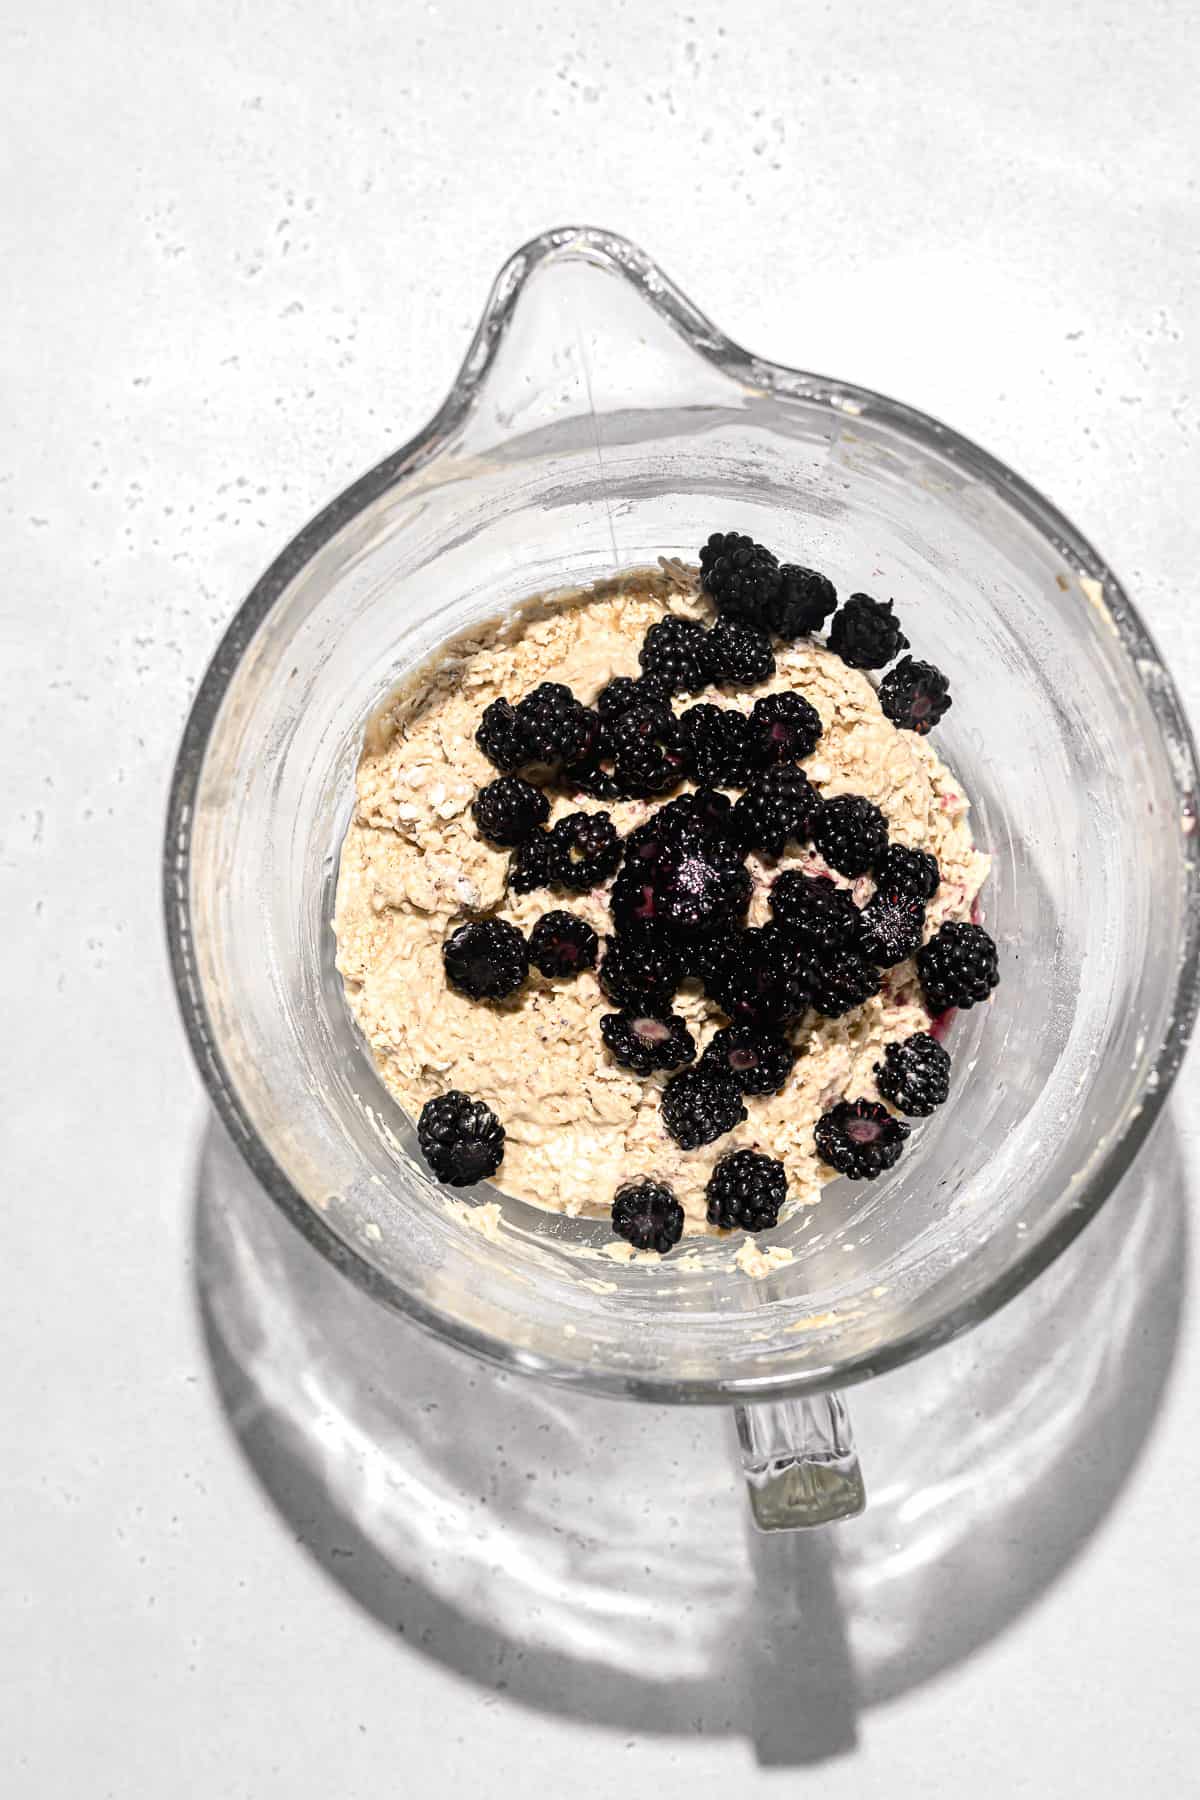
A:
827,594,909,670
708,614,776,685
442,919,529,1000
612,836,750,936
700,1024,795,1095
747,691,823,766
699,531,781,627
875,1032,951,1116
769,871,861,950
813,793,888,877
858,889,926,967
417,1091,506,1187
660,1067,747,1150
528,910,599,979
600,1009,696,1076
471,775,550,847
805,946,881,1018
875,843,940,901
917,921,1000,1013
767,565,838,640
507,829,551,895
732,765,820,858
676,704,754,788
475,698,529,773
709,924,810,1027
595,671,670,719
879,656,952,735
611,1180,684,1254
686,929,739,988
515,682,600,765
546,810,622,892
598,930,686,1010
815,1098,909,1180
609,702,687,798
706,1150,788,1232
639,615,715,694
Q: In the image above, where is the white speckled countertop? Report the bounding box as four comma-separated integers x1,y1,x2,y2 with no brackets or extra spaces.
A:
3,2,1199,1793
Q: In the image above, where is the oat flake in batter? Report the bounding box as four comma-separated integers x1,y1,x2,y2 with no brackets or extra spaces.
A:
333,563,990,1237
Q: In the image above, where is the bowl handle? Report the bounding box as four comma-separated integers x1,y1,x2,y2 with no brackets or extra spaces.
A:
735,1394,866,1529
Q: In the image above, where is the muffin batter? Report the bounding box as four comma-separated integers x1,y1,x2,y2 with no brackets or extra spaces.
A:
333,563,989,1233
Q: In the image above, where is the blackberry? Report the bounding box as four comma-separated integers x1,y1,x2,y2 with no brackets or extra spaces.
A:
827,594,909,670
699,531,781,628
879,656,952,735
609,702,687,798
528,910,599,979
612,836,750,936
770,871,861,950
767,565,838,640
546,810,622,892
875,1032,951,1116
676,704,754,788
507,829,551,895
442,919,529,1000
815,1098,910,1180
706,1150,788,1232
700,1024,795,1095
471,775,550,847
732,765,820,858
639,615,715,694
475,698,529,773
417,1091,506,1187
747,691,823,766
595,671,670,719
686,930,739,988
708,615,775,685
805,946,881,1018
660,1066,747,1150
875,843,940,902
917,921,1000,1013
858,889,926,967
601,1009,696,1076
561,751,623,803
709,924,810,1027
611,1180,684,1254
813,793,888,877
515,682,600,766
598,930,686,1010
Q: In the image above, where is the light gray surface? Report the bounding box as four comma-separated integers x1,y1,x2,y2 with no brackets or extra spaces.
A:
3,1,1198,1793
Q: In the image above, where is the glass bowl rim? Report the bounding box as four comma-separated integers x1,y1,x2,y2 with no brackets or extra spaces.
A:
163,224,1200,1403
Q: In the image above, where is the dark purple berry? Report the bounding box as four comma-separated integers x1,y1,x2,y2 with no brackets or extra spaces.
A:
875,844,940,901
442,919,529,1000
600,1009,696,1076
767,565,838,639
708,615,776,685
879,657,953,734
874,1033,951,1116
528,910,599,978
676,704,754,787
770,871,861,950
471,775,549,847
827,594,909,670
546,810,622,892
732,765,821,858
417,1091,505,1186
706,1150,787,1232
598,930,686,1010
611,1180,684,1253
813,794,889,877
609,703,687,798
814,1098,909,1180
700,1024,795,1095
639,615,715,694
660,1067,747,1150
699,532,781,628
476,698,529,772
858,889,926,967
917,922,1000,1013
747,691,823,766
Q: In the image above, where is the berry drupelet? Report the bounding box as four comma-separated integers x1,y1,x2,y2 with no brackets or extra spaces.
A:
598,929,687,1010
917,921,1000,1013
814,1098,909,1180
700,1024,796,1095
805,946,881,1018
507,829,551,895
609,702,687,798
708,614,776,685
417,1091,506,1186
879,656,953,735
827,594,909,670
699,532,781,627
747,691,823,766
611,1179,685,1254
546,810,622,892
600,1009,696,1076
875,1033,951,1116
733,765,821,858
528,910,599,979
514,682,600,766
442,919,529,1000
875,843,941,902
471,775,550,847
676,704,753,788
475,698,530,773
767,565,838,640
706,1150,788,1232
813,793,889,878
769,871,862,950
858,889,926,967
639,615,715,694
660,1066,747,1150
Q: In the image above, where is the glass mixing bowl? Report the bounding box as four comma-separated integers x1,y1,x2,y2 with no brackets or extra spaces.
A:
165,227,1199,1526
